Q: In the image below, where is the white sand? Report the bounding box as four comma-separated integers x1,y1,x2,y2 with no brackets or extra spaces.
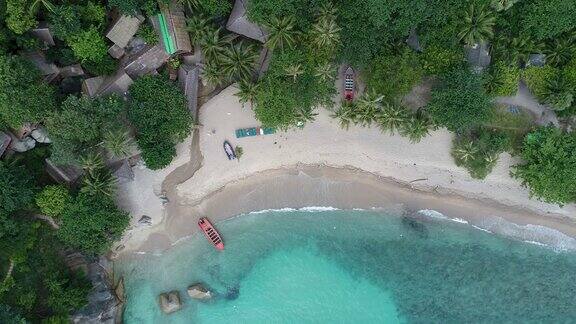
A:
113,85,576,256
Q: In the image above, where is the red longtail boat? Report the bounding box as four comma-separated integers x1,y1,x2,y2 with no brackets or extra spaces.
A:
198,217,224,250
344,67,355,101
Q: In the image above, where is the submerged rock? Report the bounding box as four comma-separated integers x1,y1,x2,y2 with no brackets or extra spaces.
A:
187,284,212,300
159,291,182,314
225,285,240,300
137,215,152,227
401,216,429,238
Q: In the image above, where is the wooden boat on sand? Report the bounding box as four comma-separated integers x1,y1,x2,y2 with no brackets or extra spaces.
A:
344,67,355,101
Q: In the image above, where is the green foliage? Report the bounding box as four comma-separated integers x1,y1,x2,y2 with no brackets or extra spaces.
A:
420,45,464,76
0,162,36,215
220,41,259,82
0,304,26,324
44,271,90,315
35,186,71,218
68,26,108,63
58,192,129,254
544,37,576,68
564,58,576,90
190,0,232,17
253,48,335,128
137,23,158,45
49,5,82,41
82,55,118,76
235,146,244,160
80,1,106,29
46,95,127,165
452,128,510,179
5,0,37,34
264,16,300,52
108,0,159,16
400,109,436,143
367,49,423,102
512,127,576,204
522,65,559,100
0,55,57,128
128,76,192,170
484,62,520,96
457,4,496,46
427,67,492,132
522,0,576,40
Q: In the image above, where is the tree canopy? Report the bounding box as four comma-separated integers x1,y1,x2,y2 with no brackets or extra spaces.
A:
0,54,57,128
427,67,492,132
512,127,576,205
0,162,35,215
128,75,192,170
58,192,129,254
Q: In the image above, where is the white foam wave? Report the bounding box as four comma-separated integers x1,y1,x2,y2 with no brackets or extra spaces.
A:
249,206,341,214
471,225,493,234
418,210,469,224
250,208,296,214
300,206,340,212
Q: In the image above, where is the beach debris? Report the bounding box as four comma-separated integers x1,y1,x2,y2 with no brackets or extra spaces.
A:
137,215,152,227
159,291,182,314
187,283,212,300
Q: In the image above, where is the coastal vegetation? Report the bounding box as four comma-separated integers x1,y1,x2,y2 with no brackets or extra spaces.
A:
0,0,575,321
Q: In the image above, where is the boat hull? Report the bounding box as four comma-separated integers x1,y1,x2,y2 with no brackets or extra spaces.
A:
198,217,224,250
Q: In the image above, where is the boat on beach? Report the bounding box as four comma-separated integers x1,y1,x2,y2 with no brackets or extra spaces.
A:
198,217,224,250
223,140,236,160
344,67,355,101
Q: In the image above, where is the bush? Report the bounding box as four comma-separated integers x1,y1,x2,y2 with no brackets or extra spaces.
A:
367,49,423,102
68,27,108,63
522,65,559,100
512,127,576,204
35,186,71,218
5,0,37,34
137,24,158,45
420,45,464,76
485,62,520,96
427,67,492,132
82,56,118,76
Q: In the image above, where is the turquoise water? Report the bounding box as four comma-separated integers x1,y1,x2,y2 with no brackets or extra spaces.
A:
117,210,576,323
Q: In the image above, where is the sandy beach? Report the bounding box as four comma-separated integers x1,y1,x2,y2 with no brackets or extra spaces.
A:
114,85,576,256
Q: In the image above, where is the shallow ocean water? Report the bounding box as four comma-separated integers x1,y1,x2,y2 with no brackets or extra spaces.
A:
117,209,576,323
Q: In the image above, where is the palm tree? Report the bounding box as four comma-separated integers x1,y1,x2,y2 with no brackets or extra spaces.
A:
314,63,336,82
236,80,260,108
103,129,134,159
356,93,382,126
29,0,55,14
294,107,318,125
317,2,337,21
81,171,117,198
309,17,341,50
490,0,519,11
377,103,409,134
452,140,478,163
201,61,227,86
80,151,104,176
186,15,214,46
492,35,542,66
458,4,496,46
545,38,576,67
220,42,259,81
400,110,434,143
201,28,232,64
285,64,304,82
180,0,201,12
265,16,299,51
332,101,355,130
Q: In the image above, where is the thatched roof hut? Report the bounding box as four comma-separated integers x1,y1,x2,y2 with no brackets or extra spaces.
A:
226,0,267,43
123,44,170,78
178,64,200,118
153,1,192,55
106,14,145,49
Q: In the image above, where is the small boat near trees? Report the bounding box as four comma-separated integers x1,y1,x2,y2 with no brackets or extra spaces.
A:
344,67,355,101
198,217,224,250
223,141,236,160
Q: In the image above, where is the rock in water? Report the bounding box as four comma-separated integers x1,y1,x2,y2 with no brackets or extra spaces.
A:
225,285,240,300
159,291,182,314
187,284,212,300
137,215,152,227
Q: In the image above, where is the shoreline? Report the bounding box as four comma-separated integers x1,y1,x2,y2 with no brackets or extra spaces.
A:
114,85,576,258
118,164,576,257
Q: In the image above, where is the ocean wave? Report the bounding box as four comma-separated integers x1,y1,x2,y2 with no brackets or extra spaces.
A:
417,209,468,224
249,206,341,214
